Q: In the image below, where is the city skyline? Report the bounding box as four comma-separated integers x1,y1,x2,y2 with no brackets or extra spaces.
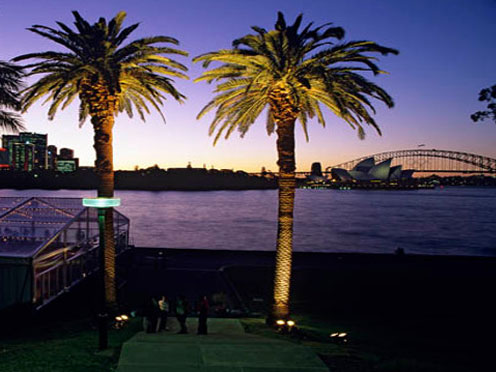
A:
1,0,495,172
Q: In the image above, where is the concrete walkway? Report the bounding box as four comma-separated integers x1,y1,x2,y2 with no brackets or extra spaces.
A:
117,318,329,372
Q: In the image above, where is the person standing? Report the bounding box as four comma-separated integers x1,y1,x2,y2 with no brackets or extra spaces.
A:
143,296,158,333
176,295,189,334
197,295,209,335
157,295,170,332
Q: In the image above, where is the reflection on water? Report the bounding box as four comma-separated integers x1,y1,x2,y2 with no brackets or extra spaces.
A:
1,187,495,256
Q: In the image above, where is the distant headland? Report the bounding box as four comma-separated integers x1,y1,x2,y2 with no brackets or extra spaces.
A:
0,166,277,191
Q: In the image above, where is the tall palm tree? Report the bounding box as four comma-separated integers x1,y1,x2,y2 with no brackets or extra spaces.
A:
14,11,188,307
194,12,398,320
0,61,24,132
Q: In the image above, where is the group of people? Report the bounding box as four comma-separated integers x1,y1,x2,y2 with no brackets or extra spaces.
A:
142,295,209,335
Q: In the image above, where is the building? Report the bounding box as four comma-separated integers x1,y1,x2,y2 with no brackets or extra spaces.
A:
59,148,74,160
307,162,328,183
47,145,57,170
57,148,79,171
331,157,414,182
1,132,48,171
57,148,77,172
57,159,79,172
12,142,36,171
0,133,79,172
19,132,47,170
0,148,9,169
1,135,18,165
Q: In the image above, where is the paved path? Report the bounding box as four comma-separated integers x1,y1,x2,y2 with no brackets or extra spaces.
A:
117,318,329,372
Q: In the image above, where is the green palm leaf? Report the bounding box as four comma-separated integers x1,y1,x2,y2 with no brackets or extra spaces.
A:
14,10,188,123
0,61,25,132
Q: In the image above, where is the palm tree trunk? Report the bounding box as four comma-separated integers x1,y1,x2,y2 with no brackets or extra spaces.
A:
91,110,117,307
272,118,296,320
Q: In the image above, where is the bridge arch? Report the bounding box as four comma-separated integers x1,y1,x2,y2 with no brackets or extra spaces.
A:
326,149,496,174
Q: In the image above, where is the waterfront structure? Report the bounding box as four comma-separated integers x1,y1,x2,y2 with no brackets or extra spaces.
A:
327,149,496,175
331,157,413,182
0,197,130,311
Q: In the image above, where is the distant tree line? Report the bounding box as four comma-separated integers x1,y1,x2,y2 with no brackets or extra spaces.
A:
0,168,276,190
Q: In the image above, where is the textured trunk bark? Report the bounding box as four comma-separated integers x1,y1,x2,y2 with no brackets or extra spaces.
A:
272,118,296,320
92,113,117,307
268,84,299,322
84,81,118,309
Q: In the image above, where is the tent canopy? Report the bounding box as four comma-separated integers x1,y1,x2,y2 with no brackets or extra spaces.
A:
0,197,130,311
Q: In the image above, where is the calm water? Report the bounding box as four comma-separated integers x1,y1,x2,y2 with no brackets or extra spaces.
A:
1,187,495,256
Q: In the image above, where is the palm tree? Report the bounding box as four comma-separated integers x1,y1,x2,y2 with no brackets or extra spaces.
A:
0,61,25,132
14,11,188,307
194,12,398,320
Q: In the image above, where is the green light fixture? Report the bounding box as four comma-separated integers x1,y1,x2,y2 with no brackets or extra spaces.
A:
83,197,121,208
81,196,121,350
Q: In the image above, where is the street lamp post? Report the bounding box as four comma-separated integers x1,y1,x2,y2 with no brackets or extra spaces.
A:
82,197,121,351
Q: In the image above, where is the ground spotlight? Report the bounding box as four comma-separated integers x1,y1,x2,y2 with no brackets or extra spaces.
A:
114,314,129,329
274,319,297,334
329,331,348,343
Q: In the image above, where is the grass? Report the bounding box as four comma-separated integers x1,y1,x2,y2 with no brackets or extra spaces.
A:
241,316,479,372
0,316,141,372
226,263,495,372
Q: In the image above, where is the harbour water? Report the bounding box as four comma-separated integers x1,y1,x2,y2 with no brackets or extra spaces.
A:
1,187,495,256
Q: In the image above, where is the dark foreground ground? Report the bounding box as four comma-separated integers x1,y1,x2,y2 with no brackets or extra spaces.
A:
2,248,496,371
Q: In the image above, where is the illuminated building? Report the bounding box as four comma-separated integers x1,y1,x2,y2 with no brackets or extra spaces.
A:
57,159,79,172
47,145,57,170
13,142,36,171
1,133,48,170
0,148,9,169
331,157,414,182
1,135,18,165
19,132,47,170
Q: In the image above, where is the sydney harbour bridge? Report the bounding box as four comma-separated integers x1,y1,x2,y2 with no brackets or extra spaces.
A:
298,149,496,176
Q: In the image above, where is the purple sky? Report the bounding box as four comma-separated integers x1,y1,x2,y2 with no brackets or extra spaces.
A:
1,0,495,172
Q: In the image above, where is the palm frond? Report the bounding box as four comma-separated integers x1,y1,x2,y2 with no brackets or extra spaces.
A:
194,12,396,144
15,11,188,125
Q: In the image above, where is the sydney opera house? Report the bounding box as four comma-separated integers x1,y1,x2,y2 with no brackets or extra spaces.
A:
331,158,414,182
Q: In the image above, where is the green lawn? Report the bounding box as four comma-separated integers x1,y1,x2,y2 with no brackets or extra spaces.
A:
241,317,478,372
0,313,488,372
226,264,494,372
0,317,141,372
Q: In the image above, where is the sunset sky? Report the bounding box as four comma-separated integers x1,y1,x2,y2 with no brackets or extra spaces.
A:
1,0,495,172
